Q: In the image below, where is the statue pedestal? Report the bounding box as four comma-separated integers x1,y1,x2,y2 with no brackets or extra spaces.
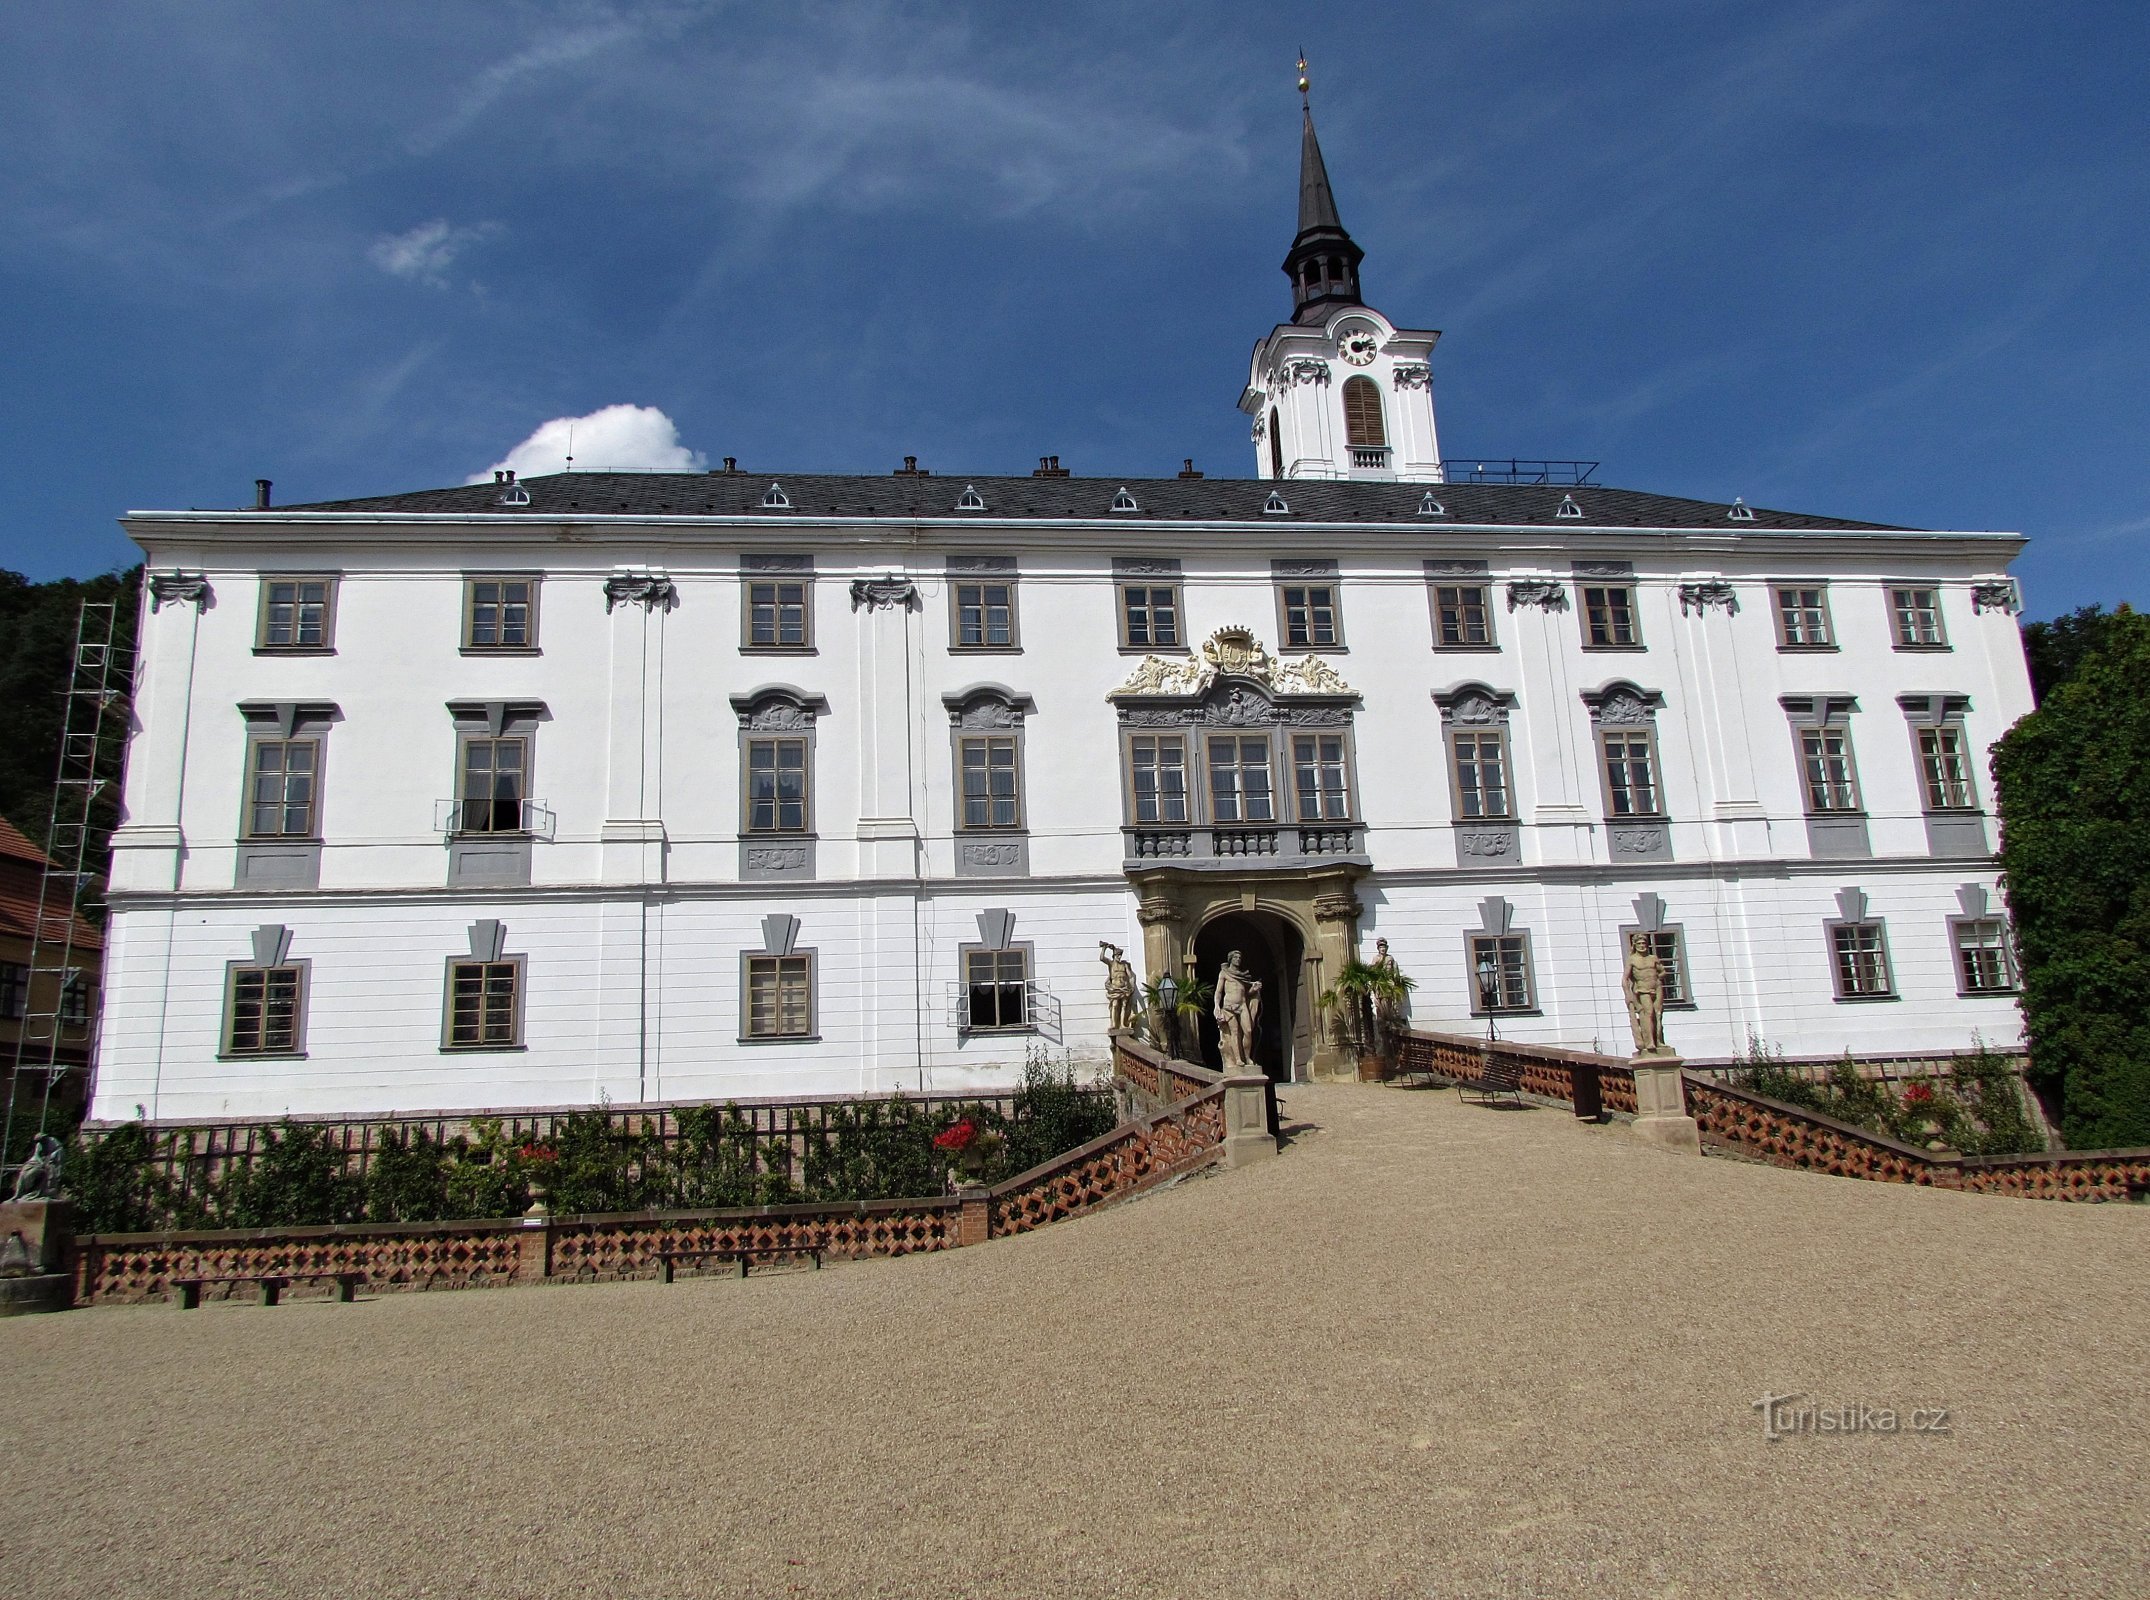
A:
1221,1075,1278,1168
1628,1055,1701,1156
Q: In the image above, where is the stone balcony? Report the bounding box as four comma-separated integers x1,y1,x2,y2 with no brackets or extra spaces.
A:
1122,823,1369,872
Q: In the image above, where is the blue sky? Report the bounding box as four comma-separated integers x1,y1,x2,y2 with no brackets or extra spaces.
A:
2,1,2144,618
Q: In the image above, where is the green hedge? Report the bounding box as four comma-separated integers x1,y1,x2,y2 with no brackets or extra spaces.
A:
67,1053,1118,1234
1731,1038,2042,1157
1993,608,2150,1149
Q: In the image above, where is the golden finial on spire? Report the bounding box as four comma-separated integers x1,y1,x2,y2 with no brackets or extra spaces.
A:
1297,50,1310,103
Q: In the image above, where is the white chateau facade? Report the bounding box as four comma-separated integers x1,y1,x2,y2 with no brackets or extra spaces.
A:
91,112,2032,1121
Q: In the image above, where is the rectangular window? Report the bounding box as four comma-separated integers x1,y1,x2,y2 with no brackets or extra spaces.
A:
1918,726,1975,810
225,964,303,1055
446,960,521,1049
458,736,527,833
745,954,813,1039
1207,736,1274,823
1953,918,2016,994
1890,587,1947,648
465,577,536,650
0,963,26,1021
1799,727,1860,812
1583,585,1639,648
1121,584,1181,650
1433,585,1493,648
747,580,811,649
745,737,809,833
964,948,1030,1032
59,977,90,1029
953,582,1015,649
1467,933,1533,1013
1280,584,1340,649
1600,730,1661,817
959,735,1021,829
1830,922,1894,999
245,738,319,838
1774,586,1833,648
1291,733,1352,821
1625,929,1691,1007
1451,731,1510,820
1129,734,1189,825
258,577,335,650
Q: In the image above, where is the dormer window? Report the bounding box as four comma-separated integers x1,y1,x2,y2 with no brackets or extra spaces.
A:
1110,487,1139,513
955,485,987,512
1264,491,1290,515
761,482,791,510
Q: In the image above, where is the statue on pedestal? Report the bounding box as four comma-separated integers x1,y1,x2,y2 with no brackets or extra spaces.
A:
1213,951,1264,1075
1099,941,1139,1034
1370,937,1408,1048
1622,932,1673,1057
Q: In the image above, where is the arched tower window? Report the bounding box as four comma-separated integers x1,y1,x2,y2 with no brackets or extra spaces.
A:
1343,375,1386,448
1268,407,1284,476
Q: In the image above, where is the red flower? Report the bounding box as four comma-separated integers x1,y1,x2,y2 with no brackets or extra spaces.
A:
934,1120,978,1153
517,1141,559,1164
1902,1083,1935,1107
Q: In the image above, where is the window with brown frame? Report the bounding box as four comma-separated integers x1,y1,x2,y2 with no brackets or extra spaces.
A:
1342,375,1386,447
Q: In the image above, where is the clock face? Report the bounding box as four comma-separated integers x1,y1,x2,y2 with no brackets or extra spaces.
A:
1340,329,1379,366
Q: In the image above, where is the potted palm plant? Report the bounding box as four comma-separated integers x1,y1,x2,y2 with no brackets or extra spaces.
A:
1322,957,1417,1080
1139,972,1213,1064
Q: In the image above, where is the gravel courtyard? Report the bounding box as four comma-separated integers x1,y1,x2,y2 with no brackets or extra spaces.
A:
4,1083,2145,1599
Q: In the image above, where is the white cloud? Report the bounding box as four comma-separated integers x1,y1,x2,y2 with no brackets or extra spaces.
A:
368,218,497,284
471,404,707,481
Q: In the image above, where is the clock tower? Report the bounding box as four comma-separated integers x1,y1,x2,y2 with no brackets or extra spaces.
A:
1240,84,1444,483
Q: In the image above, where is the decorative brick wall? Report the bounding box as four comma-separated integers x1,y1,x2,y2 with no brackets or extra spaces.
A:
1394,1030,1635,1114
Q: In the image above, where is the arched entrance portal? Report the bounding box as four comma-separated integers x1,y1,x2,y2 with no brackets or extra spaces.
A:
1190,911,1306,1083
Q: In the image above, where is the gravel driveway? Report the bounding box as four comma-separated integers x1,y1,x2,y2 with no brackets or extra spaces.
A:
3,1083,2144,1598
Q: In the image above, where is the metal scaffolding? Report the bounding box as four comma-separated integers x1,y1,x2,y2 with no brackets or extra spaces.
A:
3,598,131,1178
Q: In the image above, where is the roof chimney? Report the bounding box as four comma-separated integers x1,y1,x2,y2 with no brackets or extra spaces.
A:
724,457,738,473
894,455,930,476
1031,455,1069,478
1177,459,1204,479
254,479,272,510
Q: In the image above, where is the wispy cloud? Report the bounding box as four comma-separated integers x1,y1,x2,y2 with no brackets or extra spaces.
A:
368,219,499,285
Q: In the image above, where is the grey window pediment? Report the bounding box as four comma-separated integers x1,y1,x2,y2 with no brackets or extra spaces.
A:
942,684,1035,729
1781,693,1859,726
1581,682,1664,725
239,701,341,738
1434,683,1515,726
730,686,830,730
446,700,548,737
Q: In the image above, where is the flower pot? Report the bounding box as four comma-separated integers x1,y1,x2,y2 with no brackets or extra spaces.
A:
1357,1053,1390,1083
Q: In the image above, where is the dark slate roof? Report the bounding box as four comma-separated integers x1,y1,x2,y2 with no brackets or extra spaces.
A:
276,472,1908,532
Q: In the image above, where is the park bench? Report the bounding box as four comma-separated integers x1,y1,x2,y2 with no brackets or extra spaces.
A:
656,1245,823,1282
1457,1052,1526,1107
172,1271,365,1309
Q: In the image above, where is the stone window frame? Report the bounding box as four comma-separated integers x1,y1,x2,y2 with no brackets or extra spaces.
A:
219,957,310,1059
1435,684,1518,822
1273,559,1347,653
1113,556,1186,654
1341,373,1387,448
739,949,819,1043
1575,563,1644,652
1426,560,1499,653
1782,696,1865,815
461,573,542,655
944,686,1035,835
1772,582,1837,651
740,554,816,655
955,940,1037,1036
238,703,337,841
1286,726,1357,824
946,555,1021,654
1824,889,1896,1002
1121,728,1194,827
1887,584,1950,651
440,954,527,1052
1464,931,1538,1015
1201,729,1281,825
1949,915,2018,996
1581,683,1668,822
1899,694,1979,813
732,687,827,839
254,573,340,655
447,702,547,837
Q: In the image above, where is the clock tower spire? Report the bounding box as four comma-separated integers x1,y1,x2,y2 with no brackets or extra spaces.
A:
1241,55,1444,483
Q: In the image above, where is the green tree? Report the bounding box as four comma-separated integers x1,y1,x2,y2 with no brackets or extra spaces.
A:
1993,608,2150,1148
2020,603,2128,705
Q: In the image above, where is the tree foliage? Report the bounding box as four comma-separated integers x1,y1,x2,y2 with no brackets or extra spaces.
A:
2019,603,2128,705
0,565,141,886
1993,608,2150,1149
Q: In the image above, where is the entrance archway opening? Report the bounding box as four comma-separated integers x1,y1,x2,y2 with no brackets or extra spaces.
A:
1189,910,1307,1084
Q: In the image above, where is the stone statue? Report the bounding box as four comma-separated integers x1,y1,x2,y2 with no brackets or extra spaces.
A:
1213,951,1263,1075
9,1135,63,1202
1370,937,1407,1045
1622,932,1673,1057
1099,941,1139,1034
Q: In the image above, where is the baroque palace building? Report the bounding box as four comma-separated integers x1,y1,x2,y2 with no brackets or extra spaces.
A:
92,109,2032,1120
